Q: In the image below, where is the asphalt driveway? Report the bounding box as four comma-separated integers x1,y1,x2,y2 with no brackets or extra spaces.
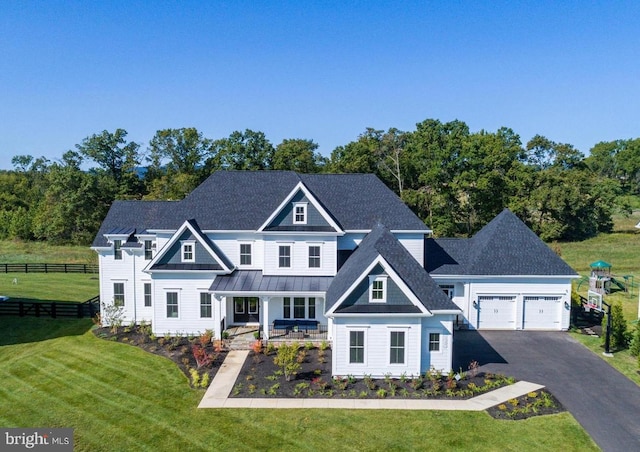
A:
453,330,640,452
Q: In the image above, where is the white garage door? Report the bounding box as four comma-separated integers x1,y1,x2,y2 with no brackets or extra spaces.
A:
523,296,561,329
477,295,516,329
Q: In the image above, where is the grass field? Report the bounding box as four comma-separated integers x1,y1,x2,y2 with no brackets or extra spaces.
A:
0,273,99,303
0,317,598,452
0,240,96,264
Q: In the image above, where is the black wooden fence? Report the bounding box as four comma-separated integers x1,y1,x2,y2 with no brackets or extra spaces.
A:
0,295,99,319
0,263,98,273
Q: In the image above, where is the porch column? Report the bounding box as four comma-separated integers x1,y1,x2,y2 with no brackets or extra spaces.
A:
213,294,223,340
262,296,270,340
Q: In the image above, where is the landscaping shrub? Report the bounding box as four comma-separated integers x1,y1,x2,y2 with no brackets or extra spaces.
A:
273,343,301,381
601,301,630,351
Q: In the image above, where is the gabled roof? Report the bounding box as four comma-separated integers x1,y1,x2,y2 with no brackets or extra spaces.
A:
145,219,234,273
325,224,458,315
257,181,342,232
92,172,429,246
91,200,178,247
426,209,578,276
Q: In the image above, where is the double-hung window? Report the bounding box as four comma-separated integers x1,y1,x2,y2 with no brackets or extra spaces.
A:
349,331,365,364
182,242,194,262
293,203,307,224
113,283,125,307
144,240,153,260
390,331,405,364
293,297,306,319
114,240,122,260
429,333,441,352
240,243,252,266
200,293,212,318
283,297,291,318
369,276,387,303
308,245,321,268
166,292,179,318
144,283,152,307
278,245,291,268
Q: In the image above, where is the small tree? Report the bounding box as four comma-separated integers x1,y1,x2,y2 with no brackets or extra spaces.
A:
602,302,630,351
273,343,300,381
101,301,125,334
629,319,640,357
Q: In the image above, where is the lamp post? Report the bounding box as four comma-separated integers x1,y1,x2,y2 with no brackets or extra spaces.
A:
602,300,613,357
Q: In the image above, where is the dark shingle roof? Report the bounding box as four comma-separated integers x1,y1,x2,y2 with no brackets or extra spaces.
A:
92,171,428,246
92,200,178,247
326,224,458,314
426,209,578,276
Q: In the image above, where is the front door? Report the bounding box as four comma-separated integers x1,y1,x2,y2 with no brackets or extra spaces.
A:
233,297,260,323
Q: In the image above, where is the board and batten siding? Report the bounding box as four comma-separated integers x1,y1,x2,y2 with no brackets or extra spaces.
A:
332,317,422,378
152,273,218,336
98,248,154,325
420,316,455,373
458,278,572,330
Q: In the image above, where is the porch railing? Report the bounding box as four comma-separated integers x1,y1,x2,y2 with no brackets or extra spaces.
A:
269,323,328,341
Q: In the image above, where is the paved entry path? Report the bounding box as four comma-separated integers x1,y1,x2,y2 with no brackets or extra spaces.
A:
454,330,640,452
199,349,544,410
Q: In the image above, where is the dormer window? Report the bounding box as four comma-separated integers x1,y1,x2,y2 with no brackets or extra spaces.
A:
369,275,387,303
182,241,195,262
144,240,153,260
293,203,307,224
113,240,122,260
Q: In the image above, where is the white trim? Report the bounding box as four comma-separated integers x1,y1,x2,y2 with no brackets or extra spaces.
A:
293,202,308,225
369,275,387,303
277,243,293,268
181,241,195,262
431,274,580,280
143,220,234,274
325,255,431,316
257,181,343,233
388,329,407,365
308,243,322,269
238,242,253,267
164,289,181,319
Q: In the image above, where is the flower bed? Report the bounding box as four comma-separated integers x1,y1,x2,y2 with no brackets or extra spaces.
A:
230,343,514,399
486,390,566,420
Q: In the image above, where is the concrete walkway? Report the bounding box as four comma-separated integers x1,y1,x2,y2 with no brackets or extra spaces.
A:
198,350,544,410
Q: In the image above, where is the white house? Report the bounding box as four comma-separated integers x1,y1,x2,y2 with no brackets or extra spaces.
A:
92,171,578,377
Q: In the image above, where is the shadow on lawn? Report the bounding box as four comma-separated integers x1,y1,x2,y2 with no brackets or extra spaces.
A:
0,317,93,346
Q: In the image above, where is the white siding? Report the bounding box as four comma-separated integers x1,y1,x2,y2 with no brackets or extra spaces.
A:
420,316,455,373
332,317,422,378
396,233,425,266
449,278,572,331
98,247,154,326
152,273,218,336
263,235,337,276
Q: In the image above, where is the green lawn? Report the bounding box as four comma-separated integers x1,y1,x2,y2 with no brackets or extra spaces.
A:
0,273,99,303
0,240,96,264
0,318,598,452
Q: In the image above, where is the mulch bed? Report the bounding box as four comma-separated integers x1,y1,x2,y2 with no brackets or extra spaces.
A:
92,325,227,385
231,346,514,400
486,389,566,420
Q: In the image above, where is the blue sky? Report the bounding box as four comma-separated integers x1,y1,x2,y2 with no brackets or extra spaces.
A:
1,1,639,170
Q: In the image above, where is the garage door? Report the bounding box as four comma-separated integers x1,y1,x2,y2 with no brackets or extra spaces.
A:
477,295,516,329
523,296,561,329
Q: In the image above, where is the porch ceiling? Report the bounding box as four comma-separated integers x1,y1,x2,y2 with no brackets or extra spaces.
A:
209,270,333,293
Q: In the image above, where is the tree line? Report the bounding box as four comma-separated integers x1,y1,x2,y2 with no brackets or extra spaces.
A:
1,119,638,245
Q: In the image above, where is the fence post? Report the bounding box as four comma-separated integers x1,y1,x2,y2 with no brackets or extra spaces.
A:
19,302,24,317
77,303,83,318
35,303,40,317
51,302,56,318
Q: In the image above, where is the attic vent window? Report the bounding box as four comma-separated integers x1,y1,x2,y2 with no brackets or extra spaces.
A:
369,275,388,303
182,242,195,262
293,203,307,224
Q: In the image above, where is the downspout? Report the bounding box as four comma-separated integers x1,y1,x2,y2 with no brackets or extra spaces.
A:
132,248,137,323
